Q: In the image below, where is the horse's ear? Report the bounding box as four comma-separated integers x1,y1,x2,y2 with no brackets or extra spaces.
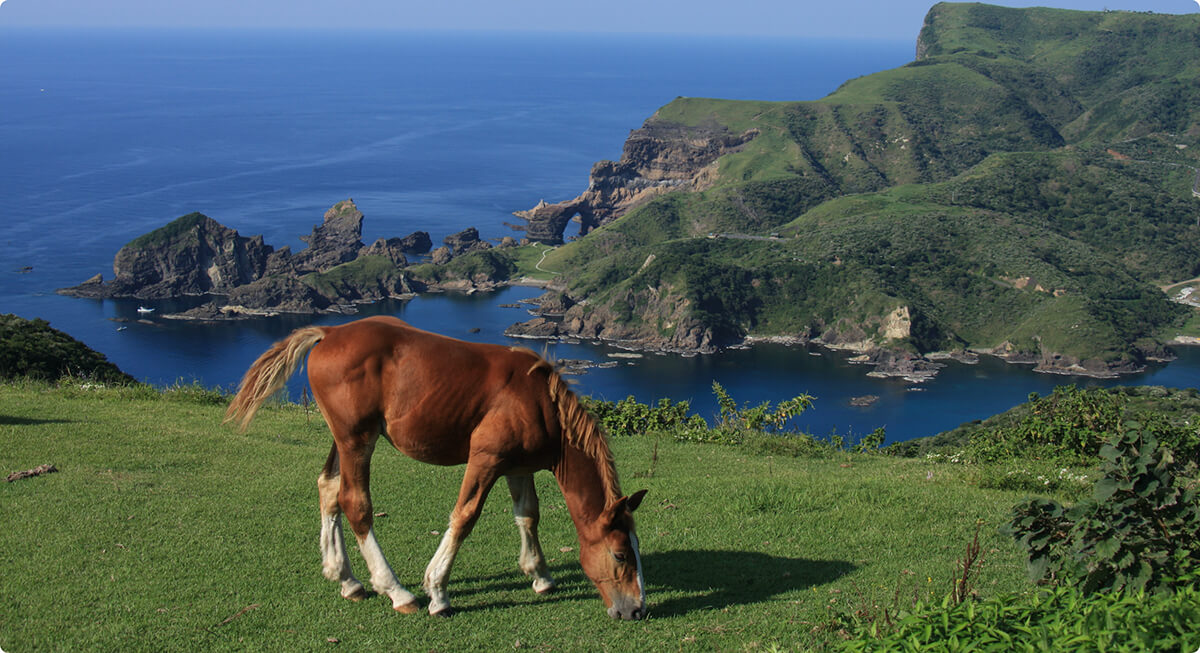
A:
627,489,648,512
607,489,648,520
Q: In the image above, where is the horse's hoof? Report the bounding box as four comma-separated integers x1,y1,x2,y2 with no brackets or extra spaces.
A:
393,601,420,615
533,581,556,595
343,587,368,602
431,606,455,618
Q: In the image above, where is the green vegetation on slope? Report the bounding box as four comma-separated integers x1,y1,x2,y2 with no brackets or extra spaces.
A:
544,3,1200,368
125,212,209,250
0,314,134,384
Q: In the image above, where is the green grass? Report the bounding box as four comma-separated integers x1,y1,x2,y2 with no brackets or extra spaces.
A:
0,381,1055,651
303,255,404,297
125,212,208,250
508,243,560,281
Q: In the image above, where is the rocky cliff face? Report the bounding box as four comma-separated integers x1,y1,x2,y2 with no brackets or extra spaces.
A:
513,120,758,244
506,285,722,353
61,212,278,299
293,200,366,272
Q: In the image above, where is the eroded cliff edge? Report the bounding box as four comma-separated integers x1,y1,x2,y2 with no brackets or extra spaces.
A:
513,119,758,244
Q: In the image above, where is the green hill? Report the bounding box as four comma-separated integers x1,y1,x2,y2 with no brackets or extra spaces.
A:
528,2,1200,374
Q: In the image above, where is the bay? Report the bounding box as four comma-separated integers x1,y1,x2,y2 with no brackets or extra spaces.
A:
1,28,1195,444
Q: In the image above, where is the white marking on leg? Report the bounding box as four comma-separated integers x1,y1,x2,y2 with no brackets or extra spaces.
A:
423,526,460,614
357,528,418,610
319,472,364,599
508,475,554,593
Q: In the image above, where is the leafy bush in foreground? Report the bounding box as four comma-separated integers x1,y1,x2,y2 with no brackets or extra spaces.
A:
581,394,706,437
838,579,1200,653
1005,424,1200,595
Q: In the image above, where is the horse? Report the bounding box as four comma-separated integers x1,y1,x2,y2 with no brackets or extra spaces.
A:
225,315,648,620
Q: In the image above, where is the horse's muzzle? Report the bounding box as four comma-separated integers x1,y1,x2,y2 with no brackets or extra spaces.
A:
607,604,647,621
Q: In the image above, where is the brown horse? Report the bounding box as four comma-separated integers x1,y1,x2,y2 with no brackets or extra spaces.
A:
225,315,647,619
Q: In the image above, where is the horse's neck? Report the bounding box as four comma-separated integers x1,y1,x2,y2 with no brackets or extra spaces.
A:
553,442,616,528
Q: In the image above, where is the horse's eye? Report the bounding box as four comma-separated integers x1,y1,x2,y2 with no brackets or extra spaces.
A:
613,552,627,563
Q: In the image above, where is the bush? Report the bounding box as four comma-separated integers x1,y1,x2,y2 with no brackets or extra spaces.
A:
581,395,706,437
964,385,1125,465
1005,423,1200,595
838,579,1200,652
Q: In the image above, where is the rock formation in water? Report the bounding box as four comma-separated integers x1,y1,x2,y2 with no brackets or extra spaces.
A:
58,200,498,319
59,212,284,300
513,120,758,244
443,226,492,255
293,199,366,272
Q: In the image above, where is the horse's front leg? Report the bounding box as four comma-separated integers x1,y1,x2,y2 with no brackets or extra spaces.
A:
424,456,500,616
506,474,555,594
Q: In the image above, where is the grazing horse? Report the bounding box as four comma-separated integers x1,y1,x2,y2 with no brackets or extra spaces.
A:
225,316,647,619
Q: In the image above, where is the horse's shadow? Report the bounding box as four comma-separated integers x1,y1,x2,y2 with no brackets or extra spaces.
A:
641,549,854,617
0,415,75,426
446,549,853,617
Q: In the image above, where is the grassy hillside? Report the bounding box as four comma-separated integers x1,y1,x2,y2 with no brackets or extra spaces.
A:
4,380,1196,650
540,3,1200,368
2,381,1041,651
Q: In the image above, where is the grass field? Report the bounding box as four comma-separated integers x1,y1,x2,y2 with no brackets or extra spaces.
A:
0,382,1063,651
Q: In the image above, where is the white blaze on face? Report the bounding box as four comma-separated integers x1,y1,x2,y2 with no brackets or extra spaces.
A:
629,531,645,606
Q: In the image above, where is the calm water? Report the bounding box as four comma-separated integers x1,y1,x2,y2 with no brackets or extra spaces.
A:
1,28,1196,443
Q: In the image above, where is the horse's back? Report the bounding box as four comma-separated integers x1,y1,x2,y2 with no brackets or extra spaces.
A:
308,317,557,468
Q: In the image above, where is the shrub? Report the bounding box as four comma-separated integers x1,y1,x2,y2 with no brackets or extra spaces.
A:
838,579,1200,652
711,381,814,438
580,395,706,437
964,385,1125,465
1005,423,1200,594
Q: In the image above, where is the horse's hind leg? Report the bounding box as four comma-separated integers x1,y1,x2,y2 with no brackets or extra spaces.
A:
317,444,366,600
506,474,555,594
337,432,420,614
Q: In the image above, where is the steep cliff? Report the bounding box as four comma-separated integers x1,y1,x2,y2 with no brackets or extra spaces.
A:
59,212,280,299
293,199,366,272
513,121,758,244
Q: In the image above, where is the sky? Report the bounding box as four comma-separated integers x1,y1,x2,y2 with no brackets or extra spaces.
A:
0,0,1195,39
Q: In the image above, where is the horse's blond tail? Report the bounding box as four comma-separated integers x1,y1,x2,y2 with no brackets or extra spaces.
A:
224,326,328,431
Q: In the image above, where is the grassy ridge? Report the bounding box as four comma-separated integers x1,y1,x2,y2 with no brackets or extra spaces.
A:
1,381,1042,651
538,4,1200,363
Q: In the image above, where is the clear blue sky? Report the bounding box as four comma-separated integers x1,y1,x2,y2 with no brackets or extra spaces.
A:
0,0,1194,39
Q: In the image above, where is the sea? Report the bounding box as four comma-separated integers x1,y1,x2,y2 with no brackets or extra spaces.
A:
1,27,1197,444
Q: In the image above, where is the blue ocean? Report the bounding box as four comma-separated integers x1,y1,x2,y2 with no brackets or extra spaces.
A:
1,28,1196,442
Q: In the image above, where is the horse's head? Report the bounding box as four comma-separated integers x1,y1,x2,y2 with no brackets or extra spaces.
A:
579,489,648,620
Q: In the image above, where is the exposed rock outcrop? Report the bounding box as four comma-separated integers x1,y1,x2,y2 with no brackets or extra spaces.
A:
293,199,366,272
514,120,759,243
443,227,492,255
59,212,277,299
506,285,721,353
359,238,410,266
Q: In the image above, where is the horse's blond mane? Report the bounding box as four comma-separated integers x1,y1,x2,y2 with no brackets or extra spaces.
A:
516,348,621,503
